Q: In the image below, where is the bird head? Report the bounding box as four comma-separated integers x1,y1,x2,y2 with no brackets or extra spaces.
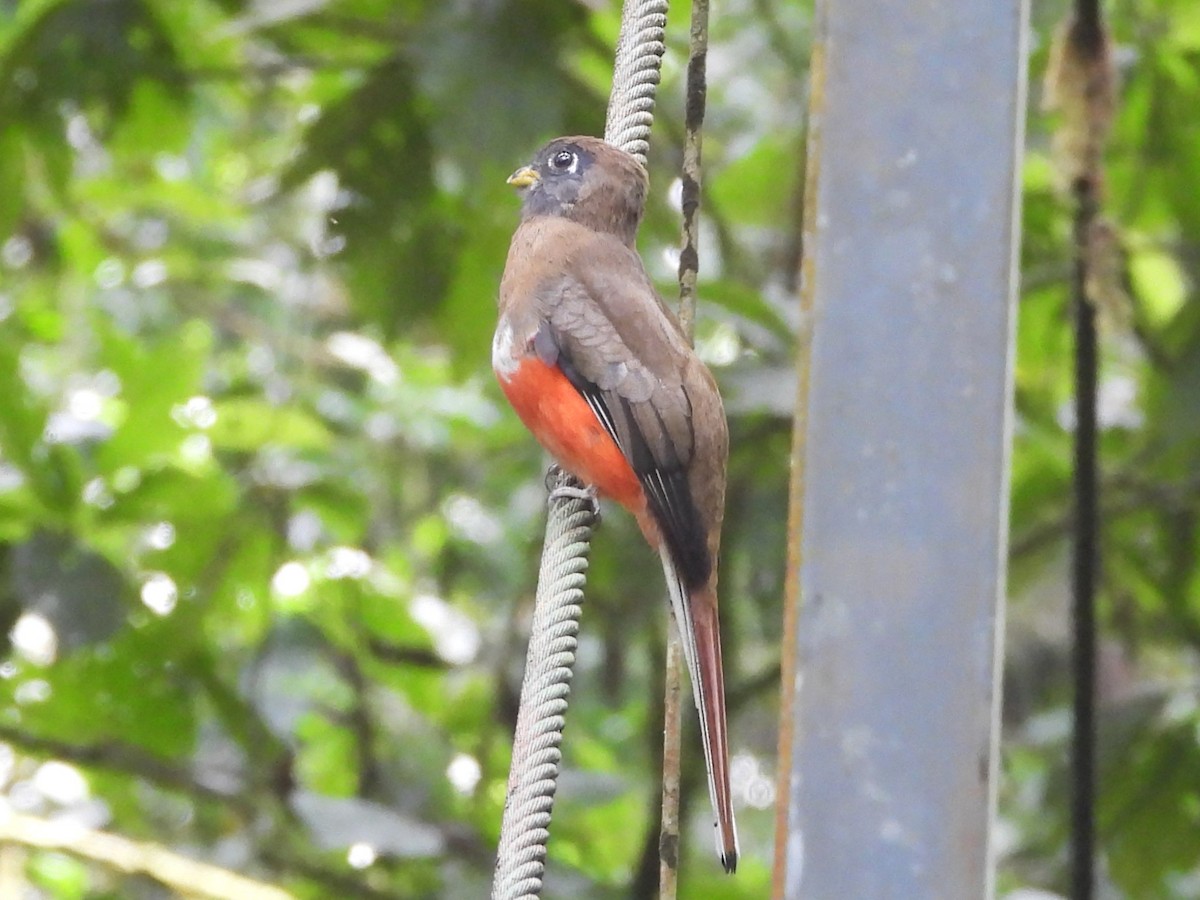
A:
507,136,647,246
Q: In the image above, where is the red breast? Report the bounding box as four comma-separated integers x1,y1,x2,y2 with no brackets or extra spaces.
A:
493,321,645,515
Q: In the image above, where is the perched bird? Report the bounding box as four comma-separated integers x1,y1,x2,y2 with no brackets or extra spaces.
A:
493,135,737,872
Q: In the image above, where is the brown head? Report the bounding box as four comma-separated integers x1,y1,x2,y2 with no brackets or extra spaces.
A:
507,136,648,247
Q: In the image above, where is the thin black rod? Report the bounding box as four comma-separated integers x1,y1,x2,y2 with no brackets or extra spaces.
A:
1069,171,1099,900
1066,0,1105,893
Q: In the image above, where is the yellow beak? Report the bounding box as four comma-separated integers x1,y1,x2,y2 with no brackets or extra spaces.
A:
506,166,539,188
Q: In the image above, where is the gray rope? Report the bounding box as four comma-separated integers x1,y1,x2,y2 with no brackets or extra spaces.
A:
491,0,670,896
492,469,595,899
604,0,670,164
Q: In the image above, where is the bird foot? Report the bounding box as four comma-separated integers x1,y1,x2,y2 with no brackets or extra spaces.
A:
545,466,601,521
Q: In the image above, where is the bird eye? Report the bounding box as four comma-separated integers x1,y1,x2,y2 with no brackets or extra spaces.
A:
549,149,578,173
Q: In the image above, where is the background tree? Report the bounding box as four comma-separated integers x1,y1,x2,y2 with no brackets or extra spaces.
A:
0,0,1196,897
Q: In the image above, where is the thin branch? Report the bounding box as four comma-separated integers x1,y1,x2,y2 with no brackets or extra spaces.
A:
365,637,448,670
0,724,454,900
0,725,253,815
258,848,409,900
183,57,382,82
332,646,383,796
1010,473,1200,561
658,624,684,897
0,812,295,900
727,661,782,712
659,0,709,891
654,111,757,286
750,0,808,70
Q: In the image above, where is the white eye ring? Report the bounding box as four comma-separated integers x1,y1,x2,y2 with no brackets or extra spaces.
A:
549,149,578,174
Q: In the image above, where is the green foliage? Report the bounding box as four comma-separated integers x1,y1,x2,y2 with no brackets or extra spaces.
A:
1001,1,1200,896
0,0,1195,897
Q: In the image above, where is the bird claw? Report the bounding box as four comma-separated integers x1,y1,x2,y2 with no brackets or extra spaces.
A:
545,466,601,521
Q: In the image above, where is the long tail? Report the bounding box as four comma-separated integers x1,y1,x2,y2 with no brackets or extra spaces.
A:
659,546,739,873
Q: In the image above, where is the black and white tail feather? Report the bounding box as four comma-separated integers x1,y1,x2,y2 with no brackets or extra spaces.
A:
658,547,740,873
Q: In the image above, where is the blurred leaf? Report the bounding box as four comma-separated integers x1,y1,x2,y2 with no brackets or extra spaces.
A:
701,279,791,340
1102,716,1200,895
435,178,514,365
291,789,446,858
209,398,332,452
3,625,196,756
414,0,591,163
283,56,458,335
294,710,359,796
27,850,90,899
1130,245,1188,326
0,0,189,144
709,136,797,227
11,530,127,651
0,126,25,237
95,321,210,471
107,77,190,158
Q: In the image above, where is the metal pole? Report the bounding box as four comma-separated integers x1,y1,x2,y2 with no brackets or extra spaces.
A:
775,0,1030,896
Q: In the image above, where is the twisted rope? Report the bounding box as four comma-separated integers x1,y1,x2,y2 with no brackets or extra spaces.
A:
491,1,670,896
604,0,669,163
492,469,595,899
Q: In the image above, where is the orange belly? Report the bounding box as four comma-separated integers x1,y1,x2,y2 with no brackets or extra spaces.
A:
497,356,645,514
